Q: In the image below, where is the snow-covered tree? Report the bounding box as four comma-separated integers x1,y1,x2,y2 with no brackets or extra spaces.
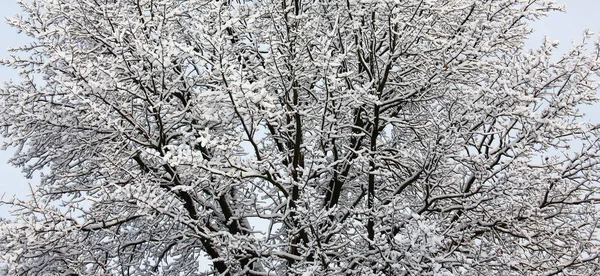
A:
1,0,600,274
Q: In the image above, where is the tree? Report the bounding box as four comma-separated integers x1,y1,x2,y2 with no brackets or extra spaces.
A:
1,0,600,274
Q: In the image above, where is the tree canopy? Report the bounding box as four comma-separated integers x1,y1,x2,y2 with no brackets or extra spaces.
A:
1,0,600,275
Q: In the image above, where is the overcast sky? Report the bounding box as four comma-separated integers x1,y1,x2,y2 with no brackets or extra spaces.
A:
0,0,599,219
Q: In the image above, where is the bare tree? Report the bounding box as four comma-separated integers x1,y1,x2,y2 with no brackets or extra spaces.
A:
1,0,600,274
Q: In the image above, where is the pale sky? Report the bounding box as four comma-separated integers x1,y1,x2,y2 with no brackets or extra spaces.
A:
0,0,599,219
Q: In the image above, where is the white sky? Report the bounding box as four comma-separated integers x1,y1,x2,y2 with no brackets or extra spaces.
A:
0,0,599,218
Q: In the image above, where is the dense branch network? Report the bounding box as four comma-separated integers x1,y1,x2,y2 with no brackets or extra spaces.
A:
1,0,600,275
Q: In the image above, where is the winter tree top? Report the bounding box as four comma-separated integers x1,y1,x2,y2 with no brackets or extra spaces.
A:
1,0,600,275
